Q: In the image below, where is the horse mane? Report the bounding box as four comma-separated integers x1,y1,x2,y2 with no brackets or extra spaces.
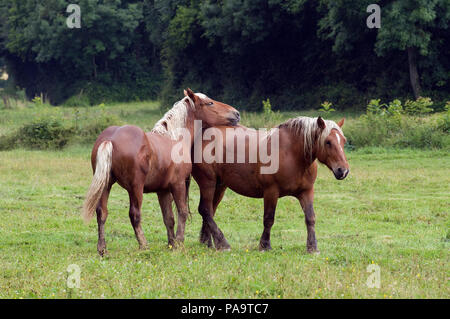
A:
151,96,195,139
278,117,344,158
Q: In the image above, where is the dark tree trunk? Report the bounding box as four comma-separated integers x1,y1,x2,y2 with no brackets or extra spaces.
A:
93,56,97,79
407,47,421,99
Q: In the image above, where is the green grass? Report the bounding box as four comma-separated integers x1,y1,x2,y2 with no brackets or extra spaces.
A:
0,102,448,299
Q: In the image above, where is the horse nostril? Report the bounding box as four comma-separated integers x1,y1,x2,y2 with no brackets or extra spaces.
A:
234,111,240,119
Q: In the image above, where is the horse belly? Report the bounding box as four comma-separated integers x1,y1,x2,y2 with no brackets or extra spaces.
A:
221,166,264,198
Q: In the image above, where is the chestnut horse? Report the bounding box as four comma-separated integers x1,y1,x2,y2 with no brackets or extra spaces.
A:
192,116,349,253
82,89,240,256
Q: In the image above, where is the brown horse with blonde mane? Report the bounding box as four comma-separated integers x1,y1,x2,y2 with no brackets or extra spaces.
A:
192,116,349,253
82,89,240,256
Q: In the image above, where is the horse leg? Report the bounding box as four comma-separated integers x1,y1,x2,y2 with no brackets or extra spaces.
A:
128,184,148,250
259,190,279,251
96,181,113,256
157,191,176,247
298,188,318,253
198,187,230,251
200,184,226,247
171,182,189,244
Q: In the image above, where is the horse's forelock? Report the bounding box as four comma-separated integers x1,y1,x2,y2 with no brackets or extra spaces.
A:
195,93,207,100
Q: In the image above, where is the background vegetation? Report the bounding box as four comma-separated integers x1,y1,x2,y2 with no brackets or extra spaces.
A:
1,0,449,110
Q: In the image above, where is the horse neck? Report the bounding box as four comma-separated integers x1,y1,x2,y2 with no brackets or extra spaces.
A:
183,108,197,148
284,127,318,167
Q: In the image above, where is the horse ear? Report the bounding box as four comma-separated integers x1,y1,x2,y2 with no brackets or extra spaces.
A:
184,88,197,103
337,118,345,127
317,116,326,130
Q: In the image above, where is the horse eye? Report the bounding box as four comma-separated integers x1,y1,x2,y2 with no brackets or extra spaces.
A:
326,141,331,146
206,102,213,106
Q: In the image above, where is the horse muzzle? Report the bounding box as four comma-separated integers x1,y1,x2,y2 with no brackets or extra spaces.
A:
333,167,349,180
227,111,240,126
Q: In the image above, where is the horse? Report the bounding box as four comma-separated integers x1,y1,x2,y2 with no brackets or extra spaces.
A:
82,89,240,256
191,116,349,253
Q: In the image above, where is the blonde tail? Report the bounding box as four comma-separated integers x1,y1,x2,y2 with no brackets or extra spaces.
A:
82,141,113,223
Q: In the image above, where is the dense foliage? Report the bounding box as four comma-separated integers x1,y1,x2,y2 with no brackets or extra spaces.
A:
0,0,449,110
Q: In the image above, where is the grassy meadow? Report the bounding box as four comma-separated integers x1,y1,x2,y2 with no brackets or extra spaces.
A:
0,101,448,298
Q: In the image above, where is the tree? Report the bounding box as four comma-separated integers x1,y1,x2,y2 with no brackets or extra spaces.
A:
375,0,450,99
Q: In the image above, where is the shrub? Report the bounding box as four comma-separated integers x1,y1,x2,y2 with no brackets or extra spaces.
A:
0,106,123,150
262,98,273,116
404,97,433,115
318,101,335,115
62,94,91,107
345,109,449,150
16,117,75,149
386,99,403,116
366,99,387,115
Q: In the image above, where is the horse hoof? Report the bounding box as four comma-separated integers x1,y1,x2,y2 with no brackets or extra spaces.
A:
259,242,272,251
307,249,320,255
175,237,185,244
139,245,149,250
216,242,231,251
98,249,108,257
174,241,185,249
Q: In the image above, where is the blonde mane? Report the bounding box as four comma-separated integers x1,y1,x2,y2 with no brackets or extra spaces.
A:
279,117,344,158
152,96,195,139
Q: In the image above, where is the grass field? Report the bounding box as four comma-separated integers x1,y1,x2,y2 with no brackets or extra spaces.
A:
0,102,448,298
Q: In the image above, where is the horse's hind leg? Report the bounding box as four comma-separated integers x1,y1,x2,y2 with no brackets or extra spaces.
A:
200,184,226,247
259,190,279,251
128,184,148,250
171,182,189,244
96,181,114,256
157,191,176,246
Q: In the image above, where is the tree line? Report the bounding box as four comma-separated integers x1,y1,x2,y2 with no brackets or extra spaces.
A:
0,0,449,110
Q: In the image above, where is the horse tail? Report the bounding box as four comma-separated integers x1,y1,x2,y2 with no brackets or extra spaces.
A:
82,141,113,223
186,176,192,220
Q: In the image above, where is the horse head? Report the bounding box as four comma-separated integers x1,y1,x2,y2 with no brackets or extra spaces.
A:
315,117,349,180
184,88,240,127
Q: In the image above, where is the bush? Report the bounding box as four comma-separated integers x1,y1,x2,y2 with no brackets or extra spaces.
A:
318,101,335,115
345,98,449,150
404,97,433,115
0,106,123,150
62,94,91,107
16,117,75,149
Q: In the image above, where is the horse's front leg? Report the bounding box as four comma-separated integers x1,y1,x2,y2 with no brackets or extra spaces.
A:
259,189,279,251
298,188,318,253
171,182,189,244
200,183,227,247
